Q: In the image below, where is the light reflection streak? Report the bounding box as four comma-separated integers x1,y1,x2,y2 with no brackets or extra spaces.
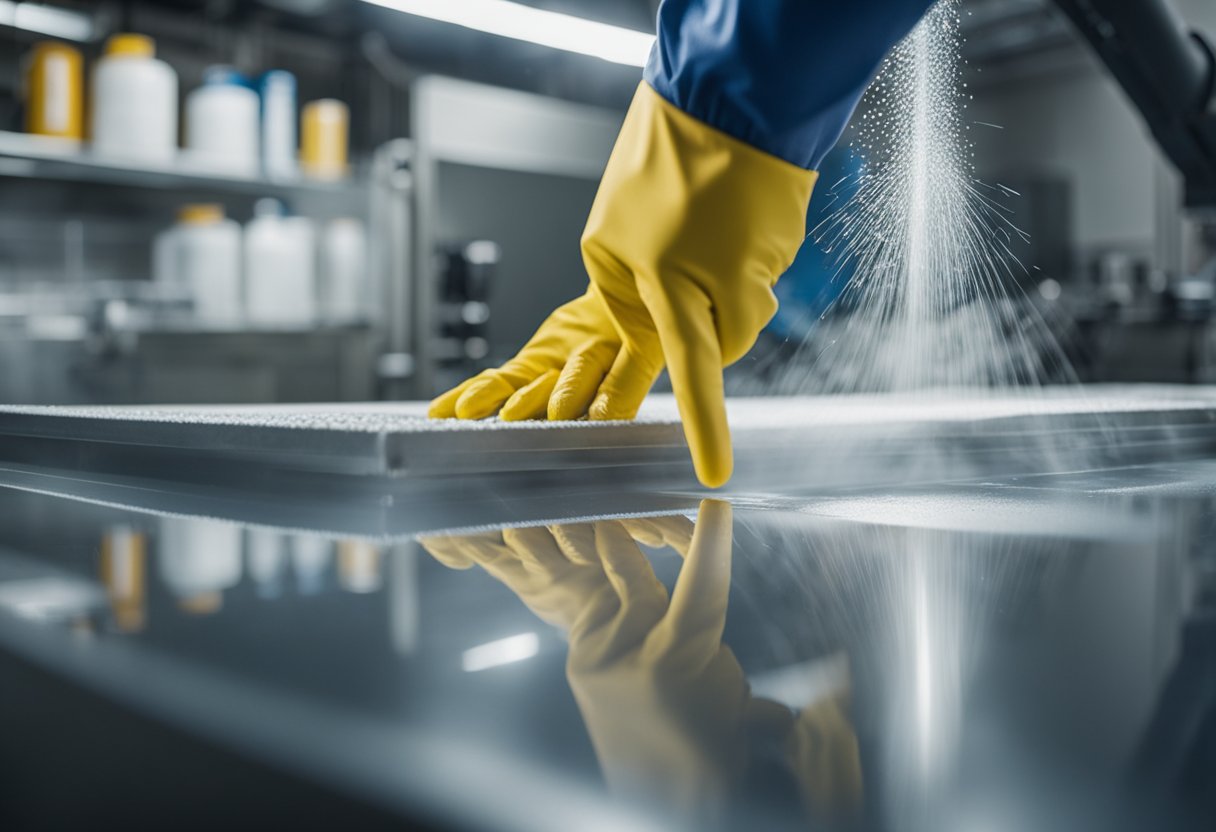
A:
462,632,539,673
913,563,936,773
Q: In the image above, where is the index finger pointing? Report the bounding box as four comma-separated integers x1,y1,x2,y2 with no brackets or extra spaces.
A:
647,284,732,488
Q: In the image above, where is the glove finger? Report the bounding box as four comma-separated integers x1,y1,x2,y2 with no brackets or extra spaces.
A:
617,517,667,549
502,525,568,575
619,514,696,558
477,559,540,596
419,537,476,570
548,342,616,421
455,372,519,420
428,376,478,419
549,522,600,566
570,521,668,665
588,346,661,421
501,369,560,421
650,500,733,670
419,532,506,571
649,284,732,488
597,521,669,626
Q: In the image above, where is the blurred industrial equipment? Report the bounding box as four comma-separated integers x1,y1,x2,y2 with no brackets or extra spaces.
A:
0,2,627,406
0,5,393,405
750,0,1216,388
436,239,498,372
1,0,1216,405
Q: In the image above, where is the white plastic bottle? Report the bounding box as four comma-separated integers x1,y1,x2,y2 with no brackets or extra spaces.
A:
321,218,368,322
90,33,178,164
245,198,317,326
259,70,297,178
174,204,243,326
185,66,260,174
158,517,242,615
247,528,288,600
292,535,332,596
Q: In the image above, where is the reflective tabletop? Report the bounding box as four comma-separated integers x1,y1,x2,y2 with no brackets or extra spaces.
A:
0,461,1214,832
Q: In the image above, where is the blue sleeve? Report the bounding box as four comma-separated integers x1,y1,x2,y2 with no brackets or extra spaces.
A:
643,0,936,170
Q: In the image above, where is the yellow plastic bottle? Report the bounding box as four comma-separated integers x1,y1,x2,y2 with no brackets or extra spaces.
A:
300,98,349,180
100,526,147,633
23,41,84,140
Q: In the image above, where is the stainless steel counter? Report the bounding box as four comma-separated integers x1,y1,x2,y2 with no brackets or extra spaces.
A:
4,385,1216,535
0,389,1214,831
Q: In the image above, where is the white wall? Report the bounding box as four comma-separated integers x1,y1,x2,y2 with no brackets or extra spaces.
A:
969,52,1159,257
968,0,1216,266
1176,0,1216,33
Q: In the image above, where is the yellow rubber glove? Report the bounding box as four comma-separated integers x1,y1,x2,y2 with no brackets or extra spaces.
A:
422,504,747,815
427,291,621,421
420,504,861,825
431,82,816,488
786,693,863,820
580,83,817,486
420,523,613,632
419,514,695,635
563,501,748,816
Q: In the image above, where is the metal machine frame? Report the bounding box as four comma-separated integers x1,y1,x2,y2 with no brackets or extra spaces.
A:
1054,0,1216,209
405,76,622,397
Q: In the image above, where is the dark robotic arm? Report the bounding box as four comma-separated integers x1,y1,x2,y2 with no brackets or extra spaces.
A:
1053,0,1216,209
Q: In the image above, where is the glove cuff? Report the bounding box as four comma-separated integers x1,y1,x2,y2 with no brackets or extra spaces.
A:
587,82,819,290
640,81,821,186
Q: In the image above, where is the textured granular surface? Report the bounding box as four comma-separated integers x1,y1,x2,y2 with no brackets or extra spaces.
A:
1,386,1214,435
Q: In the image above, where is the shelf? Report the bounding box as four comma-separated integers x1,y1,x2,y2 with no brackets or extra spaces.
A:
0,130,366,205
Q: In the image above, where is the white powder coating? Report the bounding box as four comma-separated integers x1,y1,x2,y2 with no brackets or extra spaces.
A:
0,386,1214,435
0,399,671,433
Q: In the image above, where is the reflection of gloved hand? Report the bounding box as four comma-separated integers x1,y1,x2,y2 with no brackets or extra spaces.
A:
427,291,620,421
421,504,860,823
571,505,861,822
421,523,609,632
423,504,742,813
421,514,698,637
564,500,748,815
786,693,863,818
430,83,817,488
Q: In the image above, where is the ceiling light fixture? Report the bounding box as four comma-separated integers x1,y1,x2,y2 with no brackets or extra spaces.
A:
0,1,93,41
361,0,654,67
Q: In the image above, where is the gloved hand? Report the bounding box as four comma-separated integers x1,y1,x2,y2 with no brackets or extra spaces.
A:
420,522,613,632
431,82,817,487
427,291,621,421
579,83,818,486
786,692,863,819
562,501,749,815
422,504,747,813
420,503,861,824
419,513,694,634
